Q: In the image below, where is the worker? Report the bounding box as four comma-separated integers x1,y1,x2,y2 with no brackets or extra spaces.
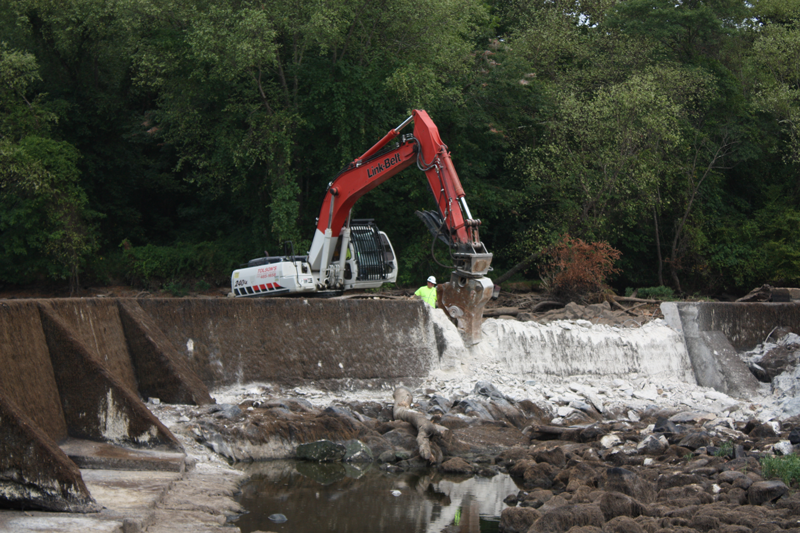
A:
414,276,437,308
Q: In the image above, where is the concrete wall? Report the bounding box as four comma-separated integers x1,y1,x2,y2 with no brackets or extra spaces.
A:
137,298,438,387
0,296,438,511
683,302,800,350
661,302,800,399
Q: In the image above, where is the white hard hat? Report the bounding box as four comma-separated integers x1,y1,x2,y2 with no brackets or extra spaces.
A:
427,276,436,284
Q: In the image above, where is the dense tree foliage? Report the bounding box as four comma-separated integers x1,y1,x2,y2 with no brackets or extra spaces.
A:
0,0,798,295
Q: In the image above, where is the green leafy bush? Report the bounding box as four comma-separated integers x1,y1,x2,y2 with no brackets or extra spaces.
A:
761,454,800,487
118,240,249,287
637,286,676,300
163,280,189,297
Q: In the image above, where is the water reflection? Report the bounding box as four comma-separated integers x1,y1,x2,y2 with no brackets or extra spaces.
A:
235,460,522,533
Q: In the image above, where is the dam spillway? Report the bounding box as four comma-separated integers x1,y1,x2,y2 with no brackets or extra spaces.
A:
0,296,798,512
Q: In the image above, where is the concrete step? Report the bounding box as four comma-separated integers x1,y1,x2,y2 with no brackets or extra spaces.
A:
60,438,186,472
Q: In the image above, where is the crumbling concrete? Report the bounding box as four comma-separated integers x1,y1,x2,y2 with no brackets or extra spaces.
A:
0,394,97,513
661,302,777,399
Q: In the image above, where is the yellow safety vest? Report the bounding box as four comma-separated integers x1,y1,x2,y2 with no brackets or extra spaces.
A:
415,285,437,308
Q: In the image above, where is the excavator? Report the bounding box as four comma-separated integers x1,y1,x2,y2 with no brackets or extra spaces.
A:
231,110,493,343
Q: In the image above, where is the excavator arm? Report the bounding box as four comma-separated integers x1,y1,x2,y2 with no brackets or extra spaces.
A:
307,109,493,343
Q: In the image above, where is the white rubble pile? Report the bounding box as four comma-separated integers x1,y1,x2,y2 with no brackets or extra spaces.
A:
739,332,800,420
208,312,800,425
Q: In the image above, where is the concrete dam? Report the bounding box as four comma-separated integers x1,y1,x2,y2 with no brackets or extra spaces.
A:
0,297,798,513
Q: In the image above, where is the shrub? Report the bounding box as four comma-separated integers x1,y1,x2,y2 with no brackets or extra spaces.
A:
713,441,734,458
761,454,800,487
637,286,675,300
118,239,249,287
163,280,189,297
539,234,621,303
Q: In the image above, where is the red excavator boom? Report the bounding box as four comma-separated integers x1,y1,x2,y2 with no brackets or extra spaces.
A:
303,110,493,343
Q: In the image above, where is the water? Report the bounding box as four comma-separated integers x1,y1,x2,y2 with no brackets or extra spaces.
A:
234,460,522,533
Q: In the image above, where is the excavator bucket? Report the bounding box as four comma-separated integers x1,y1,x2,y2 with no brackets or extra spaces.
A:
437,275,494,345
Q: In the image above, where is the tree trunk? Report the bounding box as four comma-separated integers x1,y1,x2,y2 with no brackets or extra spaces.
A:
495,251,541,286
392,387,447,464
653,206,663,286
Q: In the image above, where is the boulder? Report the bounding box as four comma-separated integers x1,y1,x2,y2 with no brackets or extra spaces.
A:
440,457,473,474
637,435,668,456
499,507,542,533
748,480,789,505
532,447,566,468
678,432,711,450
604,467,656,504
596,491,646,521
343,440,373,463
296,440,346,462
602,516,644,533
744,420,776,438
529,504,605,533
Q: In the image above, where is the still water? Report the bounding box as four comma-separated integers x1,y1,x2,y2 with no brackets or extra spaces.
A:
234,460,522,533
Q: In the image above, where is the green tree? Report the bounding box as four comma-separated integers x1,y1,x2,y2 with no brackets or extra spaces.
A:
0,44,97,291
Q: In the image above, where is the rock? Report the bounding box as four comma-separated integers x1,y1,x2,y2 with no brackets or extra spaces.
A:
529,503,605,533
637,435,668,456
209,403,242,420
296,440,346,462
440,457,473,474
602,516,644,533
748,480,789,505
604,467,656,504
453,399,494,420
268,513,288,523
532,447,566,468
499,507,542,533
538,494,570,513
519,489,554,509
559,462,599,492
789,427,800,445
689,514,720,532
428,395,451,414
325,405,357,419
744,419,776,438
381,428,418,452
653,417,685,437
596,492,646,521
377,450,396,464
678,432,711,450
718,470,747,484
474,380,507,401
773,440,794,456
580,425,607,443
601,434,622,449
523,462,557,490
343,440,373,463
755,344,800,381
668,411,716,424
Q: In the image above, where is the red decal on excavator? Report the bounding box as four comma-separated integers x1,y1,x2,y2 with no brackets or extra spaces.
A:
259,284,267,291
